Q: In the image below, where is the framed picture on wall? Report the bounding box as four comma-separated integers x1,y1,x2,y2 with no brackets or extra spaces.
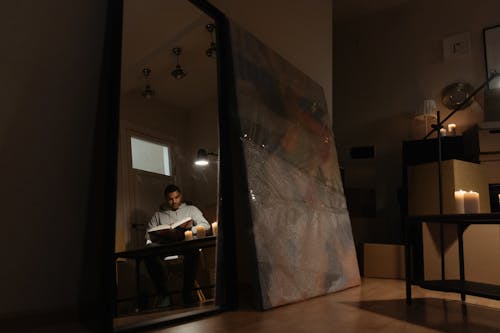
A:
484,25,500,89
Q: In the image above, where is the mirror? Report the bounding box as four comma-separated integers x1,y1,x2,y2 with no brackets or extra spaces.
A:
113,0,220,329
484,25,500,89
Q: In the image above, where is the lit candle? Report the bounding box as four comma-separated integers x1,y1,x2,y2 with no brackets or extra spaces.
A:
196,225,206,238
454,190,465,214
463,191,480,213
211,221,218,236
184,230,193,241
472,191,480,213
439,128,447,137
447,123,457,136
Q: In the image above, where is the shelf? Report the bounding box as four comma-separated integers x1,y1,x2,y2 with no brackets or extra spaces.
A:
402,136,474,166
417,280,500,300
406,213,500,225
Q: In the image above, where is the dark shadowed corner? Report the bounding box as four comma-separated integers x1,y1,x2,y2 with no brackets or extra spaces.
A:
78,0,122,331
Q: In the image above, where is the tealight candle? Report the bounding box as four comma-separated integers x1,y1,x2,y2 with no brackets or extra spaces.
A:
211,221,218,236
454,190,465,214
439,128,447,137
447,124,457,136
184,230,193,241
463,191,480,213
196,225,206,238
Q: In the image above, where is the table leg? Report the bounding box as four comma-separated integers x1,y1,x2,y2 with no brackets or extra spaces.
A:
457,223,465,302
136,258,142,311
405,221,412,304
113,260,118,317
440,223,445,280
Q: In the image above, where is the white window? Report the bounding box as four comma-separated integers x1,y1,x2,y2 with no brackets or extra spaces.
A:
130,137,171,176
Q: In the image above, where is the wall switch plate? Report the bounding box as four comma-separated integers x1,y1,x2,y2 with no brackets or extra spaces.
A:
443,32,471,60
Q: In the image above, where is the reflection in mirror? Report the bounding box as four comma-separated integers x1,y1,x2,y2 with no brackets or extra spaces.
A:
113,0,219,329
484,25,500,90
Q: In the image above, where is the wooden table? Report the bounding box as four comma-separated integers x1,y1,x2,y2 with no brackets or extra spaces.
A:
405,213,500,303
114,236,217,311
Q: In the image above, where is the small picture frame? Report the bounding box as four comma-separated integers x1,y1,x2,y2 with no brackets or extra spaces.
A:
483,25,500,89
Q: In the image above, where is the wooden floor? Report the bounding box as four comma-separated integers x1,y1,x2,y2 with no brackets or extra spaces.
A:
8,278,500,332
114,302,217,330
141,278,500,333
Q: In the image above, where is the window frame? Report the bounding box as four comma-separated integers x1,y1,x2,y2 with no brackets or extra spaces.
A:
129,134,173,177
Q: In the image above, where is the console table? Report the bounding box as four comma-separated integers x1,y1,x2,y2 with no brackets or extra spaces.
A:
405,213,500,303
114,236,217,311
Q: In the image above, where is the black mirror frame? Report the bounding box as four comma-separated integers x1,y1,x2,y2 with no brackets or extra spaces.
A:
187,0,240,313
91,0,240,331
483,24,500,89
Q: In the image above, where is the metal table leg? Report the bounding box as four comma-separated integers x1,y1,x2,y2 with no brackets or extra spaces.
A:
136,258,142,311
457,223,466,302
405,220,412,304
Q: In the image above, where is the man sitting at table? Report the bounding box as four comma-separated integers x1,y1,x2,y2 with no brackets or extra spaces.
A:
144,184,210,308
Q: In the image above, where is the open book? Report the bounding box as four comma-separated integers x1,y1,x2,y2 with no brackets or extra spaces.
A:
147,216,192,242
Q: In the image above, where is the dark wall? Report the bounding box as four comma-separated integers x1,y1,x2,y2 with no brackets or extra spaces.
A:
0,0,107,327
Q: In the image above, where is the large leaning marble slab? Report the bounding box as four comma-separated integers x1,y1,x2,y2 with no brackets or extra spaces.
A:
229,22,360,309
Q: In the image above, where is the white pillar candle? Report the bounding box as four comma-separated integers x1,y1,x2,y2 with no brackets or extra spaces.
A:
184,230,193,241
211,221,218,236
463,191,480,213
440,128,447,137
472,191,480,213
447,124,457,136
454,190,465,214
196,225,206,238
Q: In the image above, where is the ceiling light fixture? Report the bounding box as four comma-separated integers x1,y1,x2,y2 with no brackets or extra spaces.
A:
141,67,155,99
171,47,187,80
205,23,216,58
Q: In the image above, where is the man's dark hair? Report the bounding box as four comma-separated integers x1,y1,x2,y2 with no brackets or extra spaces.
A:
164,184,181,196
